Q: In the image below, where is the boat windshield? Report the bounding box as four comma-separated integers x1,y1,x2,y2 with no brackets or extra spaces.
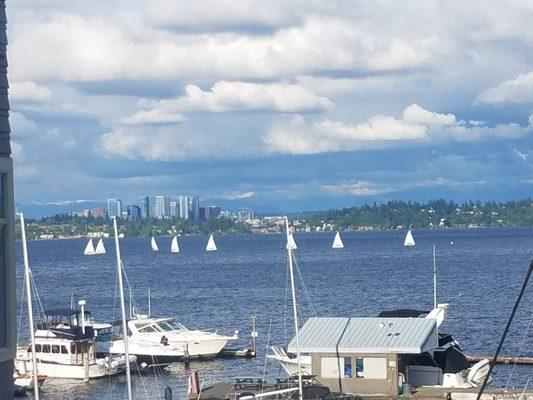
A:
135,319,189,333
157,321,188,332
136,324,159,333
167,320,188,331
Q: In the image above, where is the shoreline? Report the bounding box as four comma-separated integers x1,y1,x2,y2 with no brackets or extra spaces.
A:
16,224,533,241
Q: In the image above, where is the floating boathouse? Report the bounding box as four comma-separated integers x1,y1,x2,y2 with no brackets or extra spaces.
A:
287,317,439,397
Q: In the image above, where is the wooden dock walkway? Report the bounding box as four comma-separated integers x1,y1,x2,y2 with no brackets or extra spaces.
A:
190,382,533,400
466,354,533,365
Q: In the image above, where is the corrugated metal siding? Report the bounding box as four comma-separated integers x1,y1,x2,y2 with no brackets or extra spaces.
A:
0,1,9,156
288,317,438,354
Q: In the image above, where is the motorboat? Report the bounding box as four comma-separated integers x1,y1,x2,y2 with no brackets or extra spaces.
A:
95,315,238,365
15,307,136,380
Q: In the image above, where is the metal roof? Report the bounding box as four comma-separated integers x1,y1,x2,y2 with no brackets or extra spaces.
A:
287,317,438,354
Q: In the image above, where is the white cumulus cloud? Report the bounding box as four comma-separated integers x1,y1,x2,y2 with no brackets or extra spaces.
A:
10,81,52,101
475,72,533,105
263,104,533,155
119,81,333,124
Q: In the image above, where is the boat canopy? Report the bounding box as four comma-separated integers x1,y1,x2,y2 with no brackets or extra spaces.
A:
42,309,92,325
433,346,471,373
377,309,429,318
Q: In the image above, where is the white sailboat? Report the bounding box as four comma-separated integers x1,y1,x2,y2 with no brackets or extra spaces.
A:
332,232,344,249
95,239,106,254
171,236,180,253
206,234,217,251
83,239,96,255
404,229,415,246
286,233,297,250
151,236,159,251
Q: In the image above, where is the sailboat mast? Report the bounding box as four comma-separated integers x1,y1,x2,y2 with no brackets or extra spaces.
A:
20,213,39,400
113,217,132,400
148,286,151,318
285,217,303,400
433,244,437,309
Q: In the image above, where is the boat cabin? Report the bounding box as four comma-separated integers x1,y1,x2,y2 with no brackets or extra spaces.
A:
36,309,95,340
287,317,439,396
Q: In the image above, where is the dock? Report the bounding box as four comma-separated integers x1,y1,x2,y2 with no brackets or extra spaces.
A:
466,355,533,365
190,381,533,400
218,315,258,358
218,347,256,358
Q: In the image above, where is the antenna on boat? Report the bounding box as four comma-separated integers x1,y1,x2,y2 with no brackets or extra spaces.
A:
433,244,437,309
285,217,303,400
113,216,133,400
20,213,40,400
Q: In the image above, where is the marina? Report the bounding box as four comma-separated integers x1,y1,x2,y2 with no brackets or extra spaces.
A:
13,227,533,399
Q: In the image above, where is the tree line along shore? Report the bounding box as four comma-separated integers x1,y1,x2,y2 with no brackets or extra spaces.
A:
16,199,533,240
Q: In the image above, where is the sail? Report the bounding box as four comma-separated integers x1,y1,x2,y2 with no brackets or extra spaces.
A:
332,232,344,249
171,236,180,253
286,233,297,250
95,239,106,254
83,239,95,255
151,236,159,251
404,229,415,246
206,234,217,251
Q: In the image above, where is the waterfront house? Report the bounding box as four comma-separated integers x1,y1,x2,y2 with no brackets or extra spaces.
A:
287,317,439,396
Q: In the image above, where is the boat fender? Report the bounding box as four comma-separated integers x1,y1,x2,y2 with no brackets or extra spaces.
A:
160,335,169,346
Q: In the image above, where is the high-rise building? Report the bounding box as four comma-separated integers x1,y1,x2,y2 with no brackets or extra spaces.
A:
190,196,200,222
128,205,141,220
155,196,171,219
199,207,206,221
107,198,122,219
170,201,178,218
141,196,150,219
0,3,17,396
209,206,221,218
179,195,190,220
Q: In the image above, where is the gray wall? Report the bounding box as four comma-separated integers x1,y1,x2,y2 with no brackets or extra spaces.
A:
0,0,9,156
0,0,15,399
311,353,399,396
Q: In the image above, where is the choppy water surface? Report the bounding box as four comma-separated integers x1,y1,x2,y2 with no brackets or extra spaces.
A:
16,227,533,399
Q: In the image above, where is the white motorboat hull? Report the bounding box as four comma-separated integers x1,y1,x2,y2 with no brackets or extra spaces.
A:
15,353,134,379
100,337,229,361
267,346,312,375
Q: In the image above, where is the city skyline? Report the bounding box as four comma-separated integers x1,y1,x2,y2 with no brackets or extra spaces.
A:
102,194,222,222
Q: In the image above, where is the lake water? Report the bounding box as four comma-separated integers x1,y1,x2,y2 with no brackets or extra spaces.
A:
15,227,533,399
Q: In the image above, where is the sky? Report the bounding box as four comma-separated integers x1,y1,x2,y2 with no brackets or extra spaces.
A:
7,0,533,213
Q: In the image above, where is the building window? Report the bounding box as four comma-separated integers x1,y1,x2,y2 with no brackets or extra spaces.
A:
321,357,341,379
356,357,365,378
363,357,387,379
344,357,352,378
